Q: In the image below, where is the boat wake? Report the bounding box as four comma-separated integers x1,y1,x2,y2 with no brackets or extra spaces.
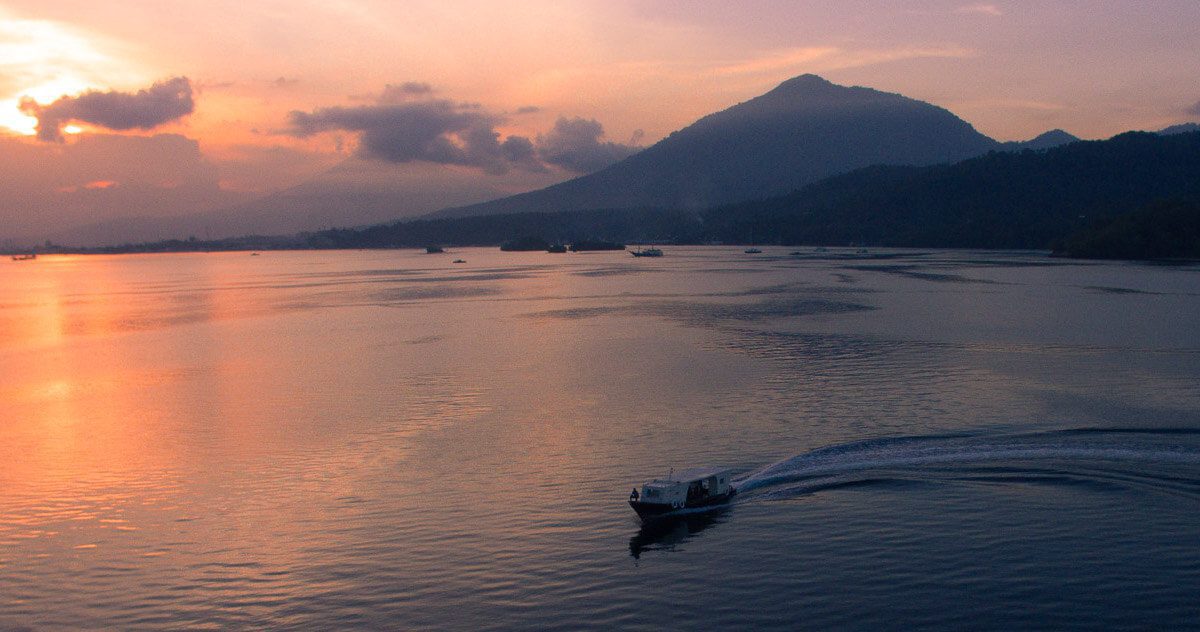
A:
733,428,1200,501
630,428,1200,558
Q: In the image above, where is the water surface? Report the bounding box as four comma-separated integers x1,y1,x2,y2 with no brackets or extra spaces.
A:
2,247,1198,629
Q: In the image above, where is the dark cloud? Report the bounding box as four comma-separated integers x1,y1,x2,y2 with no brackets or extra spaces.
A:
19,77,194,143
1187,101,1200,117
515,105,542,114
501,135,535,162
537,117,639,173
287,99,510,171
500,136,547,172
378,82,434,104
288,91,640,175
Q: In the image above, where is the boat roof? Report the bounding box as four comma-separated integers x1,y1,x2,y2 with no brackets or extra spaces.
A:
650,467,736,484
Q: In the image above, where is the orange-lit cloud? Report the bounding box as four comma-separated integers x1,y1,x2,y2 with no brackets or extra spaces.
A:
20,77,194,142
0,8,146,135
715,45,975,77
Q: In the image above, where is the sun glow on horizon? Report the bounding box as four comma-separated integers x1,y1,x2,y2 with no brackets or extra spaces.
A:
0,77,96,135
0,9,144,135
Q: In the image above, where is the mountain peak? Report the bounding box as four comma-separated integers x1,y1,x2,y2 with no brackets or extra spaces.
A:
778,73,833,87
435,75,998,218
1032,129,1077,142
1001,129,1080,152
765,74,839,97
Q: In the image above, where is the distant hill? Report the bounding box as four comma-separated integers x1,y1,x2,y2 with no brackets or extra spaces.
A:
68,130,1200,255
1061,199,1200,260
435,74,999,218
1001,129,1080,151
302,208,701,250
1158,123,1200,136
703,131,1200,249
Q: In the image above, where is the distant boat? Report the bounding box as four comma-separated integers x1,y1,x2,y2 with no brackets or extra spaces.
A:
425,246,445,254
744,248,762,254
628,467,737,521
10,253,36,261
250,252,260,256
631,247,663,257
546,244,567,253
452,259,466,264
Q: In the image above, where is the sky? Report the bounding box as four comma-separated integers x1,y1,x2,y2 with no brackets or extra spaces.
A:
2,0,1199,243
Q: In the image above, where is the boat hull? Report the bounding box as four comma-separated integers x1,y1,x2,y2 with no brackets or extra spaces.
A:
628,489,736,520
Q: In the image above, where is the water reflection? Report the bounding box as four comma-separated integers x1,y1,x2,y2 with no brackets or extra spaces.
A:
628,509,729,559
2,248,1199,629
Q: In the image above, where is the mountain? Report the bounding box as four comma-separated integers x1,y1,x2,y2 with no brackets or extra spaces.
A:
1001,129,1080,151
1062,199,1200,260
1158,123,1200,135
703,131,1200,249
434,74,1000,218
65,131,1200,256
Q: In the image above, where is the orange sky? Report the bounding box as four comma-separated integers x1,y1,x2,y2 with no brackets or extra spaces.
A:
2,1,1199,243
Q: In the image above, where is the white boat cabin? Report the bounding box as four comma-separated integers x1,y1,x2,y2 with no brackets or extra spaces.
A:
637,467,736,507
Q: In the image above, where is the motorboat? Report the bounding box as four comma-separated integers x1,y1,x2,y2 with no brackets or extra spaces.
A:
744,248,762,254
628,467,737,520
10,253,36,261
630,247,663,257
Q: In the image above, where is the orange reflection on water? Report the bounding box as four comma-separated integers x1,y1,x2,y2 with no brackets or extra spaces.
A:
0,255,227,548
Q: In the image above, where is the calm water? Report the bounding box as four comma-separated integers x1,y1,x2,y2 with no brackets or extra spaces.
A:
2,247,1199,630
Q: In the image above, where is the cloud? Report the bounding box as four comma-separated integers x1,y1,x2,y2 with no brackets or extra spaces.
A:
715,45,973,77
1187,101,1200,117
956,4,1003,17
953,98,1069,112
287,98,514,171
500,135,546,172
287,90,640,175
537,117,639,173
19,77,194,142
378,82,434,103
515,105,542,114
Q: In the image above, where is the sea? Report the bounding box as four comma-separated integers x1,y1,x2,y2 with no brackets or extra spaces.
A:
1,247,1198,630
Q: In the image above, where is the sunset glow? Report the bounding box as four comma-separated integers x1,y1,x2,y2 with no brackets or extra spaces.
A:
2,4,1200,627
0,9,145,136
0,1,1198,244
